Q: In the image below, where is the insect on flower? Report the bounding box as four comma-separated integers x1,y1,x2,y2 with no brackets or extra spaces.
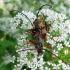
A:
10,4,68,65
28,4,53,56
10,4,52,56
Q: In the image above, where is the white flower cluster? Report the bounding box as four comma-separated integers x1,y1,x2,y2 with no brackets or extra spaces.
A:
0,17,12,33
14,52,45,70
10,9,70,70
47,60,70,70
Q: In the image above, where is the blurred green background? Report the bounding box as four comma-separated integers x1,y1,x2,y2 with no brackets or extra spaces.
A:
0,0,70,70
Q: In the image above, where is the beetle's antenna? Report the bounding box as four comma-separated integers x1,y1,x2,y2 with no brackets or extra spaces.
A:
37,4,52,18
44,48,68,65
16,48,35,52
10,10,34,27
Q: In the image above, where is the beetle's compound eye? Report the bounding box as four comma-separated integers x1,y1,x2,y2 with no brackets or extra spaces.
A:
33,19,39,24
32,30,36,33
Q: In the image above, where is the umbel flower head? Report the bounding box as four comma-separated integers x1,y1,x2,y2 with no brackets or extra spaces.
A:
10,8,70,70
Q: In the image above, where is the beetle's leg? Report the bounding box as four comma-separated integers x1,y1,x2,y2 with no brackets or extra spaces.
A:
46,33,56,42
45,21,51,32
28,40,35,46
44,45,51,49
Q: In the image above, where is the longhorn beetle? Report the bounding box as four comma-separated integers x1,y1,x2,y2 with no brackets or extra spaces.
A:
10,4,68,65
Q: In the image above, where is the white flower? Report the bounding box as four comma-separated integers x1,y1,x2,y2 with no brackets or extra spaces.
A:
47,62,52,65
52,63,60,70
45,67,50,70
53,50,58,56
10,56,16,63
58,60,62,64
57,43,63,51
